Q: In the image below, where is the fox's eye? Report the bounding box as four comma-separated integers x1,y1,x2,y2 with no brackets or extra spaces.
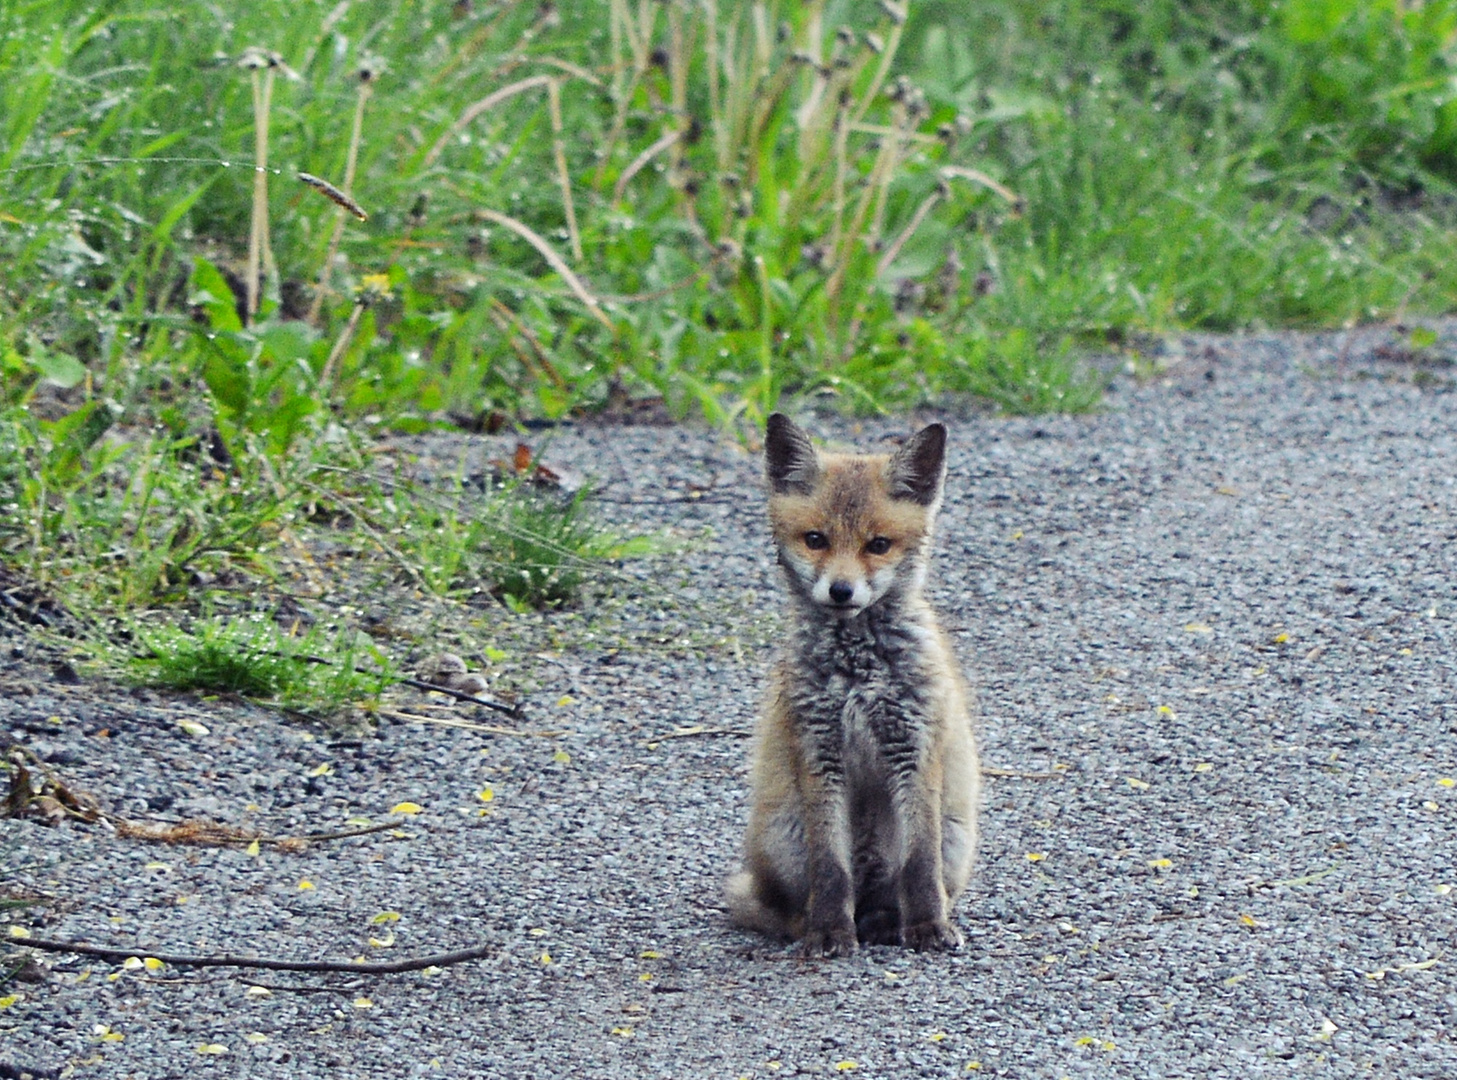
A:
803,531,829,550
865,537,893,555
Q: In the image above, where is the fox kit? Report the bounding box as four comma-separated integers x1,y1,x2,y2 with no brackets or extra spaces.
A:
726,414,980,956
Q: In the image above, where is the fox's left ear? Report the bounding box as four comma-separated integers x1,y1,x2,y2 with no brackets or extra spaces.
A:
888,422,947,506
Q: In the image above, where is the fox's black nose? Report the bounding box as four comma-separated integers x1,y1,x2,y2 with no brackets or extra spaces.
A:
828,581,855,605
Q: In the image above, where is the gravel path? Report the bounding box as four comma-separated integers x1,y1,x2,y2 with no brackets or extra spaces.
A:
3,329,1454,1078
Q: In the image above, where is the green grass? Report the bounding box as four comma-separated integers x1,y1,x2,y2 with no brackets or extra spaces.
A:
125,614,398,716
4,0,1457,671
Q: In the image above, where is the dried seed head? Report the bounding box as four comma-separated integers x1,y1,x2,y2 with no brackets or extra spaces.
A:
298,173,369,221
357,55,385,82
879,0,908,26
865,32,885,55
836,26,856,46
238,46,274,70
937,247,963,295
800,243,827,270
715,238,742,262
893,278,923,314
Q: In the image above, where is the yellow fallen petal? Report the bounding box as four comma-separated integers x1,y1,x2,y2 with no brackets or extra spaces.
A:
1126,777,1150,790
927,1031,947,1042
245,839,261,857
371,911,401,924
307,763,333,777
243,1032,269,1045
1148,858,1172,869
611,1026,635,1037
143,957,164,971
527,927,547,937
965,1064,982,1072
1184,623,1213,634
353,997,373,1009
178,719,210,736
538,952,551,964
1239,913,1258,927
1437,778,1455,788
835,1063,858,1072
195,1043,228,1055
556,695,575,707
0,994,21,1008
391,802,423,815
1193,762,1213,773
244,985,272,998
298,880,315,891
553,749,571,764
1025,851,1047,862
478,787,494,802
122,956,143,970
8,926,30,939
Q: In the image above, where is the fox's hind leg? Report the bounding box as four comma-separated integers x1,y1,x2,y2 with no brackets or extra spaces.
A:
853,857,901,945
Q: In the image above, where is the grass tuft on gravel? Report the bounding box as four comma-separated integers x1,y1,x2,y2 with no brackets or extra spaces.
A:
127,616,397,716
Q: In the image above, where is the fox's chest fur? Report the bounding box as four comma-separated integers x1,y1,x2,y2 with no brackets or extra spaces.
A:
780,603,943,775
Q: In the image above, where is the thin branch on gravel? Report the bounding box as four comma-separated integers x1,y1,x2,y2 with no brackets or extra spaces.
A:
15,936,496,974
234,978,367,994
5,742,408,849
651,725,753,739
373,706,563,737
980,766,1062,780
395,675,524,718
112,817,405,849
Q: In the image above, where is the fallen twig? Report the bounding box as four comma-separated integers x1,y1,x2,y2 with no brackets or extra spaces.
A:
373,706,562,738
397,675,524,718
234,978,364,994
113,817,404,849
981,766,1062,780
651,725,752,740
15,936,496,974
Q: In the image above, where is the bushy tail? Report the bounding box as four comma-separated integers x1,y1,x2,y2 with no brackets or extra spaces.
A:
725,871,797,940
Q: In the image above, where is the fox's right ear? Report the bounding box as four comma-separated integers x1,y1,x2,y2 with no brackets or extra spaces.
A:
765,413,819,495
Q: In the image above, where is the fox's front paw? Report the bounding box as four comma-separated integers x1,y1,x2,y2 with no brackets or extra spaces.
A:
800,923,858,958
903,919,963,952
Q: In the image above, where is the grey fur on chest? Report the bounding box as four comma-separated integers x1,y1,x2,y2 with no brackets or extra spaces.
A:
784,607,936,765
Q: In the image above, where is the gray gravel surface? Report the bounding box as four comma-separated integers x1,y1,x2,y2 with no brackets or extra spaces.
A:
3,329,1455,1078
